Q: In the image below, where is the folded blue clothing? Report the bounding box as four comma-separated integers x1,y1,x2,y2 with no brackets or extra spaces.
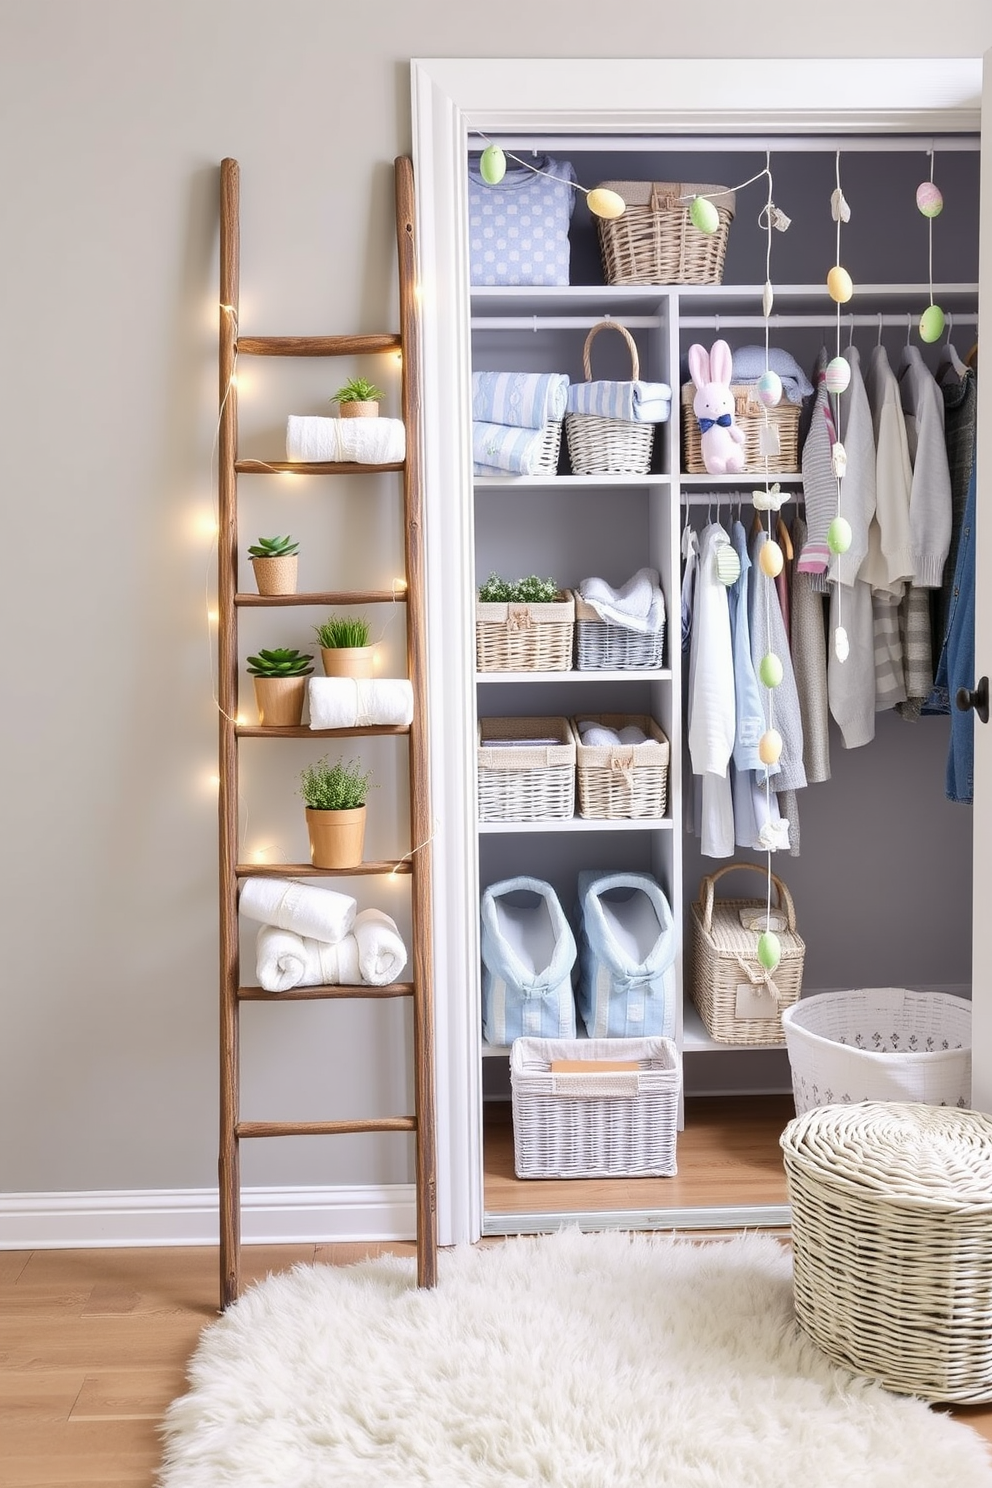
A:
472,420,550,475
472,371,569,429
566,379,672,424
574,870,677,1040
730,345,815,404
480,876,577,1045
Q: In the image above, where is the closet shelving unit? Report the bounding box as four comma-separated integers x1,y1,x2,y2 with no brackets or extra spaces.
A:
217,155,437,1306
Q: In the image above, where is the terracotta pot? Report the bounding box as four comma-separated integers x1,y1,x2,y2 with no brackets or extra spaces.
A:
252,675,306,728
320,645,377,678
305,806,367,869
338,401,379,418
250,554,298,596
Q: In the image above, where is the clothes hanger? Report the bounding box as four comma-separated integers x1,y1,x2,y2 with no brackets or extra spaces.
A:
935,313,969,386
776,515,794,561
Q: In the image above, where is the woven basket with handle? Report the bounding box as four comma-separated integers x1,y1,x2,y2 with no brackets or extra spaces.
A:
681,382,801,475
596,180,735,286
689,863,804,1045
565,321,655,476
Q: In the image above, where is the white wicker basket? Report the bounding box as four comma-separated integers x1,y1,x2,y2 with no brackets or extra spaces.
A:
574,595,666,670
475,591,575,673
782,987,972,1115
510,1035,681,1178
477,716,576,822
565,322,654,476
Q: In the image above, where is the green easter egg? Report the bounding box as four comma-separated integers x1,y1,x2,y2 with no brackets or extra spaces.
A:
919,303,945,344
757,931,781,972
690,195,720,234
479,145,506,186
759,652,784,688
827,516,853,554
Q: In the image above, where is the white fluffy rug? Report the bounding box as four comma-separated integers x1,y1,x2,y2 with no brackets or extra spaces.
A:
158,1229,992,1487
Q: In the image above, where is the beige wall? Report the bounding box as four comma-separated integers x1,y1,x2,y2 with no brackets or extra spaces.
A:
1,3,989,1197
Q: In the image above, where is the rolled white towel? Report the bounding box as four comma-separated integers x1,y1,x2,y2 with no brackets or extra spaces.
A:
617,725,648,745
286,416,406,464
581,726,623,747
353,908,408,986
579,567,666,635
239,877,356,944
308,677,414,730
255,924,362,992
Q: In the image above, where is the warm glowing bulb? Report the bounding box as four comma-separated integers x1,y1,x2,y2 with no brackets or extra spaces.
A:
253,848,268,863
394,351,403,365
207,773,220,789
235,713,249,726
207,608,219,624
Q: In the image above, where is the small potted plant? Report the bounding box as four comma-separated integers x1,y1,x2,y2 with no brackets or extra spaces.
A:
246,647,314,728
248,535,299,596
313,613,376,678
331,376,385,419
476,572,575,673
299,755,375,868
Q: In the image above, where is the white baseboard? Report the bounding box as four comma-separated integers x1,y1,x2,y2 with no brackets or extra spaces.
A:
0,1184,416,1250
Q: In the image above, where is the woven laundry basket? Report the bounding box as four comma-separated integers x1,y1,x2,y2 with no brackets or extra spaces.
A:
596,180,735,286
475,590,575,673
510,1035,681,1178
477,716,576,823
782,987,972,1115
681,382,802,475
689,864,804,1045
573,714,670,820
782,1101,992,1402
574,594,666,670
565,322,655,476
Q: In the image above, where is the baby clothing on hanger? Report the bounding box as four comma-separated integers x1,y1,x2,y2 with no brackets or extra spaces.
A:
687,522,737,858
789,514,831,783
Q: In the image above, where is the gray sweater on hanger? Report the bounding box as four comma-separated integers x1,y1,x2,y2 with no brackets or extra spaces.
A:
897,344,952,590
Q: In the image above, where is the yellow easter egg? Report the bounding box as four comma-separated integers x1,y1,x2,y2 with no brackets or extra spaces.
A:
759,540,784,578
919,304,945,344
758,729,783,766
827,265,854,304
479,145,506,186
689,195,720,234
587,188,626,220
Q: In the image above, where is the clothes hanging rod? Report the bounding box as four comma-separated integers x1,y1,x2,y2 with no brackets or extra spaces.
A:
679,312,979,330
472,133,981,154
680,493,807,506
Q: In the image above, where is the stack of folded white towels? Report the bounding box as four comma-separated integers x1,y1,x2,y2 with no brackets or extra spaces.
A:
472,370,569,476
240,877,408,993
576,719,651,747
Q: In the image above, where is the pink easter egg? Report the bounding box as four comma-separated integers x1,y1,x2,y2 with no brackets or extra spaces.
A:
756,370,783,408
916,181,943,218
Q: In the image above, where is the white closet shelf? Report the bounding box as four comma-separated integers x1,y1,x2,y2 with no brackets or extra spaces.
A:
470,282,979,320
681,1002,790,1054
473,474,671,488
479,816,674,834
680,473,803,487
476,669,672,683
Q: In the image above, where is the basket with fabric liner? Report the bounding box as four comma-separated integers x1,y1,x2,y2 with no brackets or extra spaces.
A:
574,593,666,670
689,863,804,1045
782,986,971,1114
573,713,670,820
565,322,655,476
475,590,575,673
596,180,735,286
681,382,801,475
477,716,577,822
510,1034,681,1178
782,1101,992,1402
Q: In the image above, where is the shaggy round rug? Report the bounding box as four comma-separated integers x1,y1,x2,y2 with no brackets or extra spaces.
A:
158,1229,992,1487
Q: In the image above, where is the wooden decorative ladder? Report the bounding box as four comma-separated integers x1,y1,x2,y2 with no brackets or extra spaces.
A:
217,155,437,1308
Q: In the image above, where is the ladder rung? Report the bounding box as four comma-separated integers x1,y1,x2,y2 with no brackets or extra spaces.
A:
236,725,410,739
238,982,415,1001
235,590,408,607
236,459,404,475
237,334,401,357
235,861,412,877
237,1118,416,1138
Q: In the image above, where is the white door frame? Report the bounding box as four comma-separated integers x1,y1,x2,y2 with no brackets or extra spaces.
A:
410,56,988,1247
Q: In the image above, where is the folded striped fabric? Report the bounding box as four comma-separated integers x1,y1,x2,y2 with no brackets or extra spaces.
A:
471,371,569,428
472,420,549,475
566,379,672,424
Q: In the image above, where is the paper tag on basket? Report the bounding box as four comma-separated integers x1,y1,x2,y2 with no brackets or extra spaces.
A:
738,908,787,933
736,982,775,1020
758,424,781,457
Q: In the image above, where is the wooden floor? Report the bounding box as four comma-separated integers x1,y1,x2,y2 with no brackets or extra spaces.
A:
3,1097,991,1485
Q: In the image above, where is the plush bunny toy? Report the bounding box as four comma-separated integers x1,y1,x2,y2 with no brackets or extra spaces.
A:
688,339,746,475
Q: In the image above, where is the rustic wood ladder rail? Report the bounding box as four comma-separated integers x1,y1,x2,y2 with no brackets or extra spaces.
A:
217,155,437,1308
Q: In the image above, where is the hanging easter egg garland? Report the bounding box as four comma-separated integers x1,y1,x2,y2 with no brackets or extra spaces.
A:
917,151,945,343
824,152,854,665
473,136,627,221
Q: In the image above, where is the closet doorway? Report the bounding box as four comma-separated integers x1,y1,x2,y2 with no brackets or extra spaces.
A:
411,55,991,1248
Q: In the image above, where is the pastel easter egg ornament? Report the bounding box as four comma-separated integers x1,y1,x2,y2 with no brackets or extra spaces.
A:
479,145,506,186
916,181,944,218
827,265,854,304
825,356,851,395
757,930,782,972
690,195,720,234
587,187,626,220
759,652,784,689
756,370,783,408
920,303,946,344
834,626,850,663
758,729,783,766
827,515,853,554
759,540,784,578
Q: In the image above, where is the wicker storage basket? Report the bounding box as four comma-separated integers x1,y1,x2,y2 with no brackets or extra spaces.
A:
475,590,575,673
510,1035,681,1178
681,382,801,475
689,864,804,1045
565,323,654,476
536,418,563,475
574,714,670,820
574,594,666,670
782,1102,992,1402
477,716,576,822
782,987,971,1114
596,181,735,286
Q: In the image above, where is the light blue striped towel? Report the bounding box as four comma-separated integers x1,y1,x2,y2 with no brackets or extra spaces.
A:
566,379,672,424
472,420,549,476
472,370,569,428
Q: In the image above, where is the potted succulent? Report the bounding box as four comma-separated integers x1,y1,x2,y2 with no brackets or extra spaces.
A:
248,535,299,596
246,647,314,727
299,755,375,868
313,613,376,678
331,376,385,419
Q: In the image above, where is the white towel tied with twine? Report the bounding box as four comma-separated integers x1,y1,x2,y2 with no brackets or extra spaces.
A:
734,955,782,1004
308,678,414,731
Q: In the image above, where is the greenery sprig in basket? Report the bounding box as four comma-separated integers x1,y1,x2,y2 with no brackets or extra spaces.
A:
477,573,560,604
475,572,575,673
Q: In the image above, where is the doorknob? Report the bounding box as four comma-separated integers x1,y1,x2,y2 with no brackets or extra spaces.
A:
956,676,989,724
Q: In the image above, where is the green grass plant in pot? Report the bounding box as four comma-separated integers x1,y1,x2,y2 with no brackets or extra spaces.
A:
331,376,385,419
248,535,299,596
313,613,376,678
299,755,375,868
246,647,314,728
